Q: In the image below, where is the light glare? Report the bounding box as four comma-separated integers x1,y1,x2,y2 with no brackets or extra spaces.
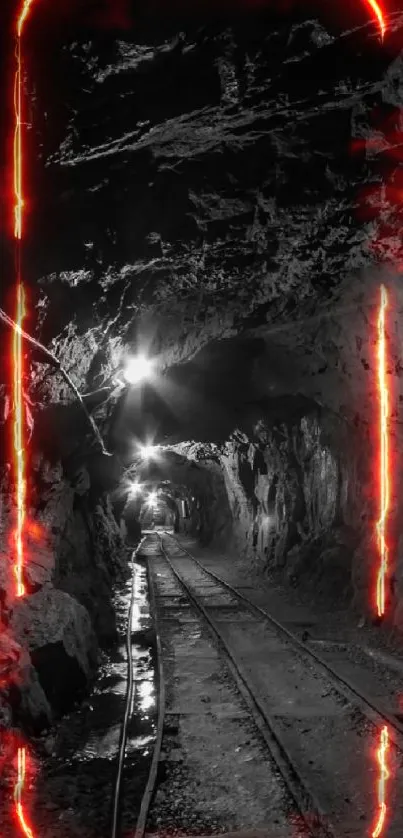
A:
130,482,142,496
123,355,153,385
139,444,157,460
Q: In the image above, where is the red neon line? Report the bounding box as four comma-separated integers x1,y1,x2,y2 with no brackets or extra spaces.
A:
372,726,390,837
14,0,35,239
14,748,35,838
14,37,23,240
364,0,386,38
11,5,36,836
13,282,26,599
375,285,389,618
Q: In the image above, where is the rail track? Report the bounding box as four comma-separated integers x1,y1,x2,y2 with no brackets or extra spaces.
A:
160,532,403,747
114,531,403,838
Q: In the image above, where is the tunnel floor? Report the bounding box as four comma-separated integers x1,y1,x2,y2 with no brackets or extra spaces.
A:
178,535,403,707
144,532,403,838
2,533,403,837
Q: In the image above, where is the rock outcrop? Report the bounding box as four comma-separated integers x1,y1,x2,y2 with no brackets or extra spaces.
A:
0,444,127,731
10,588,98,714
0,624,51,734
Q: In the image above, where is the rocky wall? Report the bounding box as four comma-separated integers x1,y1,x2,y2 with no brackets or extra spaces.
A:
0,445,127,735
188,460,233,547
213,404,403,627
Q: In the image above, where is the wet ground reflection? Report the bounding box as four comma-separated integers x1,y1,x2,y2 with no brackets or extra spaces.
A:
22,556,157,838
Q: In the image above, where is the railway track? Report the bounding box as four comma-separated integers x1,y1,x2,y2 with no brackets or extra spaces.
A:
160,532,403,747
115,531,403,838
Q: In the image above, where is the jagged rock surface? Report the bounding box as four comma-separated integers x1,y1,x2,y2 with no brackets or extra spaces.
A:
10,588,98,714
0,624,51,734
11,14,402,429
2,9,403,739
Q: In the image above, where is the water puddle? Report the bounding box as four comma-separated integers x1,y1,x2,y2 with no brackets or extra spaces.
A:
9,558,158,838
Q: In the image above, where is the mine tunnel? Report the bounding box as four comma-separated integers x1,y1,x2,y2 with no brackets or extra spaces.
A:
2,0,403,836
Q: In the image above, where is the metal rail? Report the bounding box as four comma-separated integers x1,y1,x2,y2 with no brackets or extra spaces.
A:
110,533,167,838
110,536,147,838
161,531,403,750
155,531,337,838
134,549,166,838
114,529,403,837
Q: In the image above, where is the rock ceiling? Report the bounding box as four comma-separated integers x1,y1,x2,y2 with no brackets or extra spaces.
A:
2,11,403,442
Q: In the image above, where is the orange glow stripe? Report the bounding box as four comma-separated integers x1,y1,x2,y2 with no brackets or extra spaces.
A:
13,36,23,240
372,726,390,838
14,749,35,838
364,0,387,38
17,0,36,38
14,1,35,239
12,5,36,837
13,283,26,599
375,285,389,617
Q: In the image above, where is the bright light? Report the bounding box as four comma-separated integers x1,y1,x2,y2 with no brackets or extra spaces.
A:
123,354,153,385
364,0,386,40
147,491,158,506
139,444,158,460
130,482,143,496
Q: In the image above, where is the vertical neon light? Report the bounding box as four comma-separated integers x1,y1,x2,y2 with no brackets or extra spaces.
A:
12,3,36,834
12,283,26,599
364,0,386,39
14,748,35,838
372,726,390,837
376,285,389,618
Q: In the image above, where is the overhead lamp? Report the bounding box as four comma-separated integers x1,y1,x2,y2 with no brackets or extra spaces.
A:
123,354,154,385
139,444,158,460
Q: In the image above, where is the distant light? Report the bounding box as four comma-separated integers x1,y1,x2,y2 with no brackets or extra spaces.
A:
130,483,142,496
147,491,158,507
123,354,154,385
139,444,158,460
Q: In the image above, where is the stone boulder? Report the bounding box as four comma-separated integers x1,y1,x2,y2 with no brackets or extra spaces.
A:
0,624,51,734
10,587,98,714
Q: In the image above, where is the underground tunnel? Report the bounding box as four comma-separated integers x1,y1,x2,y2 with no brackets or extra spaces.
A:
1,0,403,836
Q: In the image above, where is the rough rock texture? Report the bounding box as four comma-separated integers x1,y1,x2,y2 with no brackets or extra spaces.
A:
10,588,98,714
53,487,128,643
9,12,402,424
0,624,51,734
2,6,403,735
158,394,402,624
220,410,363,597
0,440,127,730
134,448,233,546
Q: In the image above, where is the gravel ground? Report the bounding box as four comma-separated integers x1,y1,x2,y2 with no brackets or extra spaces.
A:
0,561,156,838
179,536,403,713
146,550,307,838
158,534,403,838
